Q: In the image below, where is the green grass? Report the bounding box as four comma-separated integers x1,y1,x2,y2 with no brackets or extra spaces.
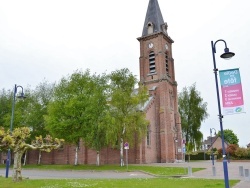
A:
0,164,203,176
0,177,240,188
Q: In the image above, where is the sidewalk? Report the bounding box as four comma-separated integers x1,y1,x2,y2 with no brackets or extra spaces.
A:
154,160,250,188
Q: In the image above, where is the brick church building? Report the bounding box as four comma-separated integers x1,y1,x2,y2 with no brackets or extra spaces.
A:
25,0,183,165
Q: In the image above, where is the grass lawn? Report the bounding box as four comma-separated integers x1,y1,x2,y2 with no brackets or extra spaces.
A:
0,165,240,187
0,164,203,176
0,177,240,188
16,164,204,176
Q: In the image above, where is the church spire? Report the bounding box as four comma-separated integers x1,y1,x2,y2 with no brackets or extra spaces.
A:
142,0,168,37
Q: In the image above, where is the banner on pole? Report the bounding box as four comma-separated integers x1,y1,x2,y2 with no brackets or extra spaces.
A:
219,68,244,115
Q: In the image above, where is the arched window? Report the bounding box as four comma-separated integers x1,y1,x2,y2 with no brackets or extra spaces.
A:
149,51,156,74
147,126,151,146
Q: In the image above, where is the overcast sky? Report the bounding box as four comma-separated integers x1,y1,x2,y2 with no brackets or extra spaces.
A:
1,0,249,147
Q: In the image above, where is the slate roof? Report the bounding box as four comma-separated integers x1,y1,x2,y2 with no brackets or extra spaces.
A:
134,87,155,112
142,0,165,36
203,136,218,145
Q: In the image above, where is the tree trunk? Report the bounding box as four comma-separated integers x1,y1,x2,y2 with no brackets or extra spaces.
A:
38,150,42,165
74,146,78,165
12,150,24,182
23,150,27,166
120,138,124,166
96,151,100,166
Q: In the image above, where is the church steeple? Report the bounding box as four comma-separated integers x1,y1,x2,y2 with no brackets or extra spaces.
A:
142,0,168,37
137,0,182,163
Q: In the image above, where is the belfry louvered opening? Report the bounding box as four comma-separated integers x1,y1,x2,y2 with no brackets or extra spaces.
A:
165,52,169,74
149,51,156,73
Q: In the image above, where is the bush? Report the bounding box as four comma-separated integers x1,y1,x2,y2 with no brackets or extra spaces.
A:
185,152,211,160
217,145,250,160
235,147,250,160
227,144,238,157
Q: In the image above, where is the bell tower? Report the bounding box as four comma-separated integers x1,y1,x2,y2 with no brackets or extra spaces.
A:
138,0,182,162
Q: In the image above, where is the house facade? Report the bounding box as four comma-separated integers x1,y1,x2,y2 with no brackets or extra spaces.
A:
203,136,229,151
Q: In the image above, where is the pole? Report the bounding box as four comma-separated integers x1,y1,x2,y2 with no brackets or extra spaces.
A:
211,40,229,188
175,139,178,162
5,84,17,178
203,136,205,160
210,128,214,165
126,149,128,171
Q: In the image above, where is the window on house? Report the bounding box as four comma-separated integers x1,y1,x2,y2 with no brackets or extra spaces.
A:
149,51,156,74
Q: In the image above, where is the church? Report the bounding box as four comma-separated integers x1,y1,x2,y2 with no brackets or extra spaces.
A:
26,0,183,164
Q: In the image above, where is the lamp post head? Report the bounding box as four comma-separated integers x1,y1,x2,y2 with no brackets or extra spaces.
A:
220,47,235,59
17,92,26,99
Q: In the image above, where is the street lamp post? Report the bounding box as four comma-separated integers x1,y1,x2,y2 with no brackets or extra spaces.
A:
5,84,26,178
211,39,235,188
174,138,178,162
210,128,216,165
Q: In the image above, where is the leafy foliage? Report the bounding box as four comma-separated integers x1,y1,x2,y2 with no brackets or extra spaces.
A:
217,129,239,145
234,147,249,159
0,89,12,127
0,126,64,181
178,83,208,152
0,81,55,141
105,68,149,148
1,68,150,166
45,70,109,151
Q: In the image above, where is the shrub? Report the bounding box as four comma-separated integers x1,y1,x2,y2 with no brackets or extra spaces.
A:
185,152,211,160
235,147,248,159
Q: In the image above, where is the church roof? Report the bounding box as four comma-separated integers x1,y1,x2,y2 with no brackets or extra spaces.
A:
138,95,154,111
142,0,165,36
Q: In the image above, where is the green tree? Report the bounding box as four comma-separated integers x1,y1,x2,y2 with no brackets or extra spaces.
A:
178,83,208,152
1,87,32,130
25,81,55,139
1,82,55,164
217,129,239,145
0,89,12,127
45,70,109,165
81,73,109,166
0,127,63,182
105,68,149,166
24,81,55,164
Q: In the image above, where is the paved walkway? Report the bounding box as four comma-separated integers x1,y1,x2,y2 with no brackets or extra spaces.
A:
155,161,250,188
1,161,250,187
0,169,153,179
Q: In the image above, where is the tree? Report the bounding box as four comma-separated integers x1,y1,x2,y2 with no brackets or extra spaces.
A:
0,89,12,127
25,81,55,164
178,83,208,152
217,129,239,145
26,81,55,139
0,127,64,182
1,81,55,165
45,70,109,165
83,74,109,166
105,68,149,166
1,81,55,139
